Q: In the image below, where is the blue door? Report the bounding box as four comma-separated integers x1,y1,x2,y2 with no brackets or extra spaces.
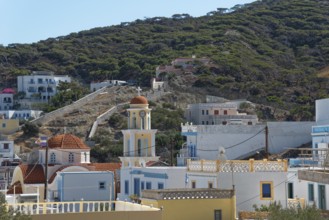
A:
134,178,140,196
318,185,326,210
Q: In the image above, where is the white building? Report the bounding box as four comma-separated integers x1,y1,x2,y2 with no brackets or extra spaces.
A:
0,138,19,190
292,98,329,210
90,80,127,92
17,71,71,101
179,121,313,164
0,110,42,120
55,171,115,202
0,139,14,163
0,88,14,111
186,158,294,212
151,78,165,91
119,166,186,201
185,102,259,126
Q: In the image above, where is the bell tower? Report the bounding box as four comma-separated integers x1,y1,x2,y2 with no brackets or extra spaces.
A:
119,92,159,167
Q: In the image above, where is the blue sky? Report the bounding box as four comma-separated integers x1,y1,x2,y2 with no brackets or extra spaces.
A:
0,0,255,46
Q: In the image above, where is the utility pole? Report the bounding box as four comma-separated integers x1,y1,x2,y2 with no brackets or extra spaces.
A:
42,137,49,201
171,138,174,166
265,124,269,159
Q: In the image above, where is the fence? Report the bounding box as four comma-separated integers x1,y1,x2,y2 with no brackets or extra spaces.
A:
7,200,159,215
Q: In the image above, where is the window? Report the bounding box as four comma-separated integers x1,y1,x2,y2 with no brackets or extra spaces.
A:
288,182,294,199
141,182,145,190
133,117,137,128
202,121,204,125
191,181,196,189
50,152,56,163
214,210,222,220
214,110,219,115
206,121,209,125
224,110,228,115
137,139,142,156
99,181,106,190
202,110,205,115
68,152,74,163
3,143,9,150
260,182,273,200
146,182,152,189
141,118,145,129
208,182,213,189
206,110,209,115
2,123,6,128
124,180,129,195
308,184,314,202
158,182,164,189
248,121,252,125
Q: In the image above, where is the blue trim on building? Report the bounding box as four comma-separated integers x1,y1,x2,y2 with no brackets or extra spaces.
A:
129,170,168,179
181,132,197,136
312,126,329,133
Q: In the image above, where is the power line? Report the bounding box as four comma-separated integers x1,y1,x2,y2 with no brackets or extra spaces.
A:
196,128,265,152
236,173,297,207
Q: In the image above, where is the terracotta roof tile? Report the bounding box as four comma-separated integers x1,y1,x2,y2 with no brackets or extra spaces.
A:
19,164,45,184
146,160,170,167
47,134,90,150
91,163,121,172
7,181,22,194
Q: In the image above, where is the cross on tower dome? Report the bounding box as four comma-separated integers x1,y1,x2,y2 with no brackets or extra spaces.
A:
136,86,142,96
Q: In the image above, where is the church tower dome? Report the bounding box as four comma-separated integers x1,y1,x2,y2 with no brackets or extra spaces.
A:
130,96,148,105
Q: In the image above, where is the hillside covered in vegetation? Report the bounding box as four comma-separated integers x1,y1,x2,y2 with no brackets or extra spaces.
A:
1,0,329,119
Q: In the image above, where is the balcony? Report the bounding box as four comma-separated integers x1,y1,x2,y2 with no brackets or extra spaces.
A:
187,159,288,173
27,89,37,93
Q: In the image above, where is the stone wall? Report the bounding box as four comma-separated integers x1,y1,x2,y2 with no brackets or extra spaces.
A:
31,87,108,125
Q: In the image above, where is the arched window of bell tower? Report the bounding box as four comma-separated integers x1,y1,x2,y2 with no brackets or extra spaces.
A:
133,117,137,129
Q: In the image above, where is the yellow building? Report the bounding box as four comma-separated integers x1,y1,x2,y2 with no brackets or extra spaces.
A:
0,118,19,134
141,188,236,220
119,95,159,168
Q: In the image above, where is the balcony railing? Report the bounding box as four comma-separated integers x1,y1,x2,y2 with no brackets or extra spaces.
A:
142,188,234,200
187,159,288,173
7,200,159,215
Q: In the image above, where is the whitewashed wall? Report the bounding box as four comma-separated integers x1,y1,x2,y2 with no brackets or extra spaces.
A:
187,171,287,212
57,171,115,202
119,167,186,201
316,98,329,125
186,122,313,160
